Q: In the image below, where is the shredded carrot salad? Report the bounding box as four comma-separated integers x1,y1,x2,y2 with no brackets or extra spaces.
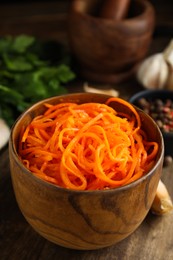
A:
18,97,159,190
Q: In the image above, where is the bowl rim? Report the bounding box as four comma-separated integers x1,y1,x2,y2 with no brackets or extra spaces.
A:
70,0,155,26
9,93,164,194
129,89,173,101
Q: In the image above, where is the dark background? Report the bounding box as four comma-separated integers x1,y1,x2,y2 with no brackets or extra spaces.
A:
0,0,171,55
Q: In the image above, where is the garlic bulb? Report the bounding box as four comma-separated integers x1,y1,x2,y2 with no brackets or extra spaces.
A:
0,118,10,149
166,72,173,90
163,39,173,90
137,53,169,89
151,180,173,215
163,39,173,68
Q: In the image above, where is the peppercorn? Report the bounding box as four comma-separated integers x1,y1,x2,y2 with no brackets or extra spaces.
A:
163,156,173,167
156,119,163,129
134,96,173,164
136,98,173,133
138,98,149,107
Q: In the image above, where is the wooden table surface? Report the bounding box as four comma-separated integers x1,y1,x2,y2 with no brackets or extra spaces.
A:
0,1,173,259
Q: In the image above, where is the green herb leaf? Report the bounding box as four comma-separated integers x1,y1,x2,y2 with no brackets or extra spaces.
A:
0,35,76,126
3,53,34,71
12,35,35,53
0,85,28,107
0,36,12,54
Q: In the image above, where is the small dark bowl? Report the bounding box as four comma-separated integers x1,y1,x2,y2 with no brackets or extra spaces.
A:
129,89,173,157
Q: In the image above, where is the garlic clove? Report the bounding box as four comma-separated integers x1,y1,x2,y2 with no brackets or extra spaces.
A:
136,53,169,90
84,83,119,97
163,39,173,90
163,39,173,68
165,71,173,90
0,118,10,150
151,180,173,215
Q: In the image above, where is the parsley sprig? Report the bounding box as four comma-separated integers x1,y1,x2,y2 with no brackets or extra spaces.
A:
0,35,75,126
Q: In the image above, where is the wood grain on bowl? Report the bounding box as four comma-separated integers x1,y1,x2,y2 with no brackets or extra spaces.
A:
9,159,162,249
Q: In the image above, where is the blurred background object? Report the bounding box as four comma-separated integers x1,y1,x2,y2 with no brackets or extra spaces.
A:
67,0,155,84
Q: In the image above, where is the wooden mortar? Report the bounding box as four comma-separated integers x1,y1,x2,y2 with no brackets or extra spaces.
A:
99,0,131,20
68,0,155,84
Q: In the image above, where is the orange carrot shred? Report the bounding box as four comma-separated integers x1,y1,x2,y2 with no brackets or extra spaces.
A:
18,97,159,190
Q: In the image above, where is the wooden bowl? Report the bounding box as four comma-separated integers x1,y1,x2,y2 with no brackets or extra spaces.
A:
9,93,164,250
68,0,155,84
